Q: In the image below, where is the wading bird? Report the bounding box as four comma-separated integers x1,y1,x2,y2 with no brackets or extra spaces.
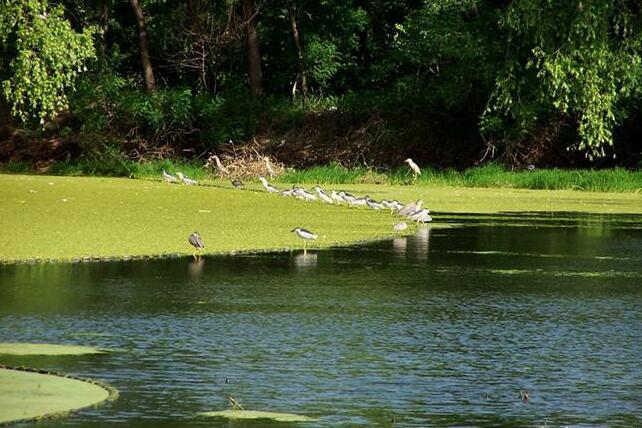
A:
162,170,178,183
314,186,334,204
188,232,205,259
293,186,317,201
404,158,422,178
258,176,279,193
397,200,423,216
408,208,432,224
365,197,384,210
176,172,198,185
291,227,318,253
211,155,230,175
264,157,276,178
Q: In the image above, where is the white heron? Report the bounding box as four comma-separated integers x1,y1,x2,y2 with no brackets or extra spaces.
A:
211,155,230,175
258,176,279,193
264,157,276,178
314,186,334,204
404,158,422,178
162,170,178,183
293,186,317,201
176,172,198,185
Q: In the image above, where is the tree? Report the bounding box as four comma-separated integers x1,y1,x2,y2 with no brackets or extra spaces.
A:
288,2,307,98
242,0,263,96
129,0,156,91
0,0,96,123
482,0,642,160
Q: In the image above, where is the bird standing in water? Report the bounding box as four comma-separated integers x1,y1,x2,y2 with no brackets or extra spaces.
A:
188,232,205,259
291,227,318,254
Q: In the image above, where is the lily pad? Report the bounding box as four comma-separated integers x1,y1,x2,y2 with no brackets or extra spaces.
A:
0,368,112,424
201,409,316,422
0,343,106,356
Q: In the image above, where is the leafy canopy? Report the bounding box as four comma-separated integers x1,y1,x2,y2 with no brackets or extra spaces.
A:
0,0,96,123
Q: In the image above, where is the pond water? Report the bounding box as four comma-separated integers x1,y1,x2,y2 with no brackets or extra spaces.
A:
1,213,641,427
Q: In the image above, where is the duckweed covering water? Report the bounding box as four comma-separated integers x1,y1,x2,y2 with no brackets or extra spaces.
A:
200,409,317,422
0,368,111,424
0,343,106,356
1,174,641,262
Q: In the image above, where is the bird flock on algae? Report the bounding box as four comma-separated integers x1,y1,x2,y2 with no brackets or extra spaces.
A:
162,157,433,256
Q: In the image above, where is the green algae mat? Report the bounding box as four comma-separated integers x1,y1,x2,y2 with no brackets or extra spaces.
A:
0,368,112,424
0,343,106,356
1,174,641,262
201,409,316,422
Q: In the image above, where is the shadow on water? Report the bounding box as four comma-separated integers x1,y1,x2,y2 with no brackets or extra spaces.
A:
0,212,641,427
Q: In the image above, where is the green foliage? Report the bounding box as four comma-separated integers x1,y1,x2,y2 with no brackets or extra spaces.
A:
482,0,642,159
2,0,642,166
0,0,96,123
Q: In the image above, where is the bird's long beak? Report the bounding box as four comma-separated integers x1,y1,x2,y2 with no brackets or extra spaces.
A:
290,229,296,233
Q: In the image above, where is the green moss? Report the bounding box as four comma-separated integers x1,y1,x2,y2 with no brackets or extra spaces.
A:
200,409,316,422
0,343,106,356
0,368,111,424
1,174,641,262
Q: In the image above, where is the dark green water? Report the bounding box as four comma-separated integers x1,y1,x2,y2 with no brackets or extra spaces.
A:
1,213,641,427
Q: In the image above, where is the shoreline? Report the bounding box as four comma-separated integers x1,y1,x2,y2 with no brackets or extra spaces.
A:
1,174,641,264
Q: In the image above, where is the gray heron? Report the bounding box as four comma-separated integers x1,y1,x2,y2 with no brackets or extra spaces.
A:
291,227,318,253
188,231,205,259
397,200,422,216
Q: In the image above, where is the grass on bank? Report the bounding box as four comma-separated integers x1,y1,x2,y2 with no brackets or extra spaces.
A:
280,163,642,193
4,159,642,193
2,173,642,262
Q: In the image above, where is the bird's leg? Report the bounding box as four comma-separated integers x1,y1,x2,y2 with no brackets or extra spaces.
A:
303,240,307,254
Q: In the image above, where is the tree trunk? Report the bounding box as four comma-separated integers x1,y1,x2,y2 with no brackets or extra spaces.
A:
129,0,155,91
289,4,307,98
242,0,263,96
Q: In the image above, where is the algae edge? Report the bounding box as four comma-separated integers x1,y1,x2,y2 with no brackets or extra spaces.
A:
0,364,118,426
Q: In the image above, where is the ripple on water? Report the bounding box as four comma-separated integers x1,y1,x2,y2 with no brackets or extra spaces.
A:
0,214,640,427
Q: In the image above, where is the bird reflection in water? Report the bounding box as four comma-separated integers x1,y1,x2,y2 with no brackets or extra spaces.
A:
392,237,407,259
188,257,205,280
414,226,431,260
293,251,318,269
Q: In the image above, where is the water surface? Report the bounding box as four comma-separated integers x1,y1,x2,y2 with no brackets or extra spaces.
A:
1,213,641,427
